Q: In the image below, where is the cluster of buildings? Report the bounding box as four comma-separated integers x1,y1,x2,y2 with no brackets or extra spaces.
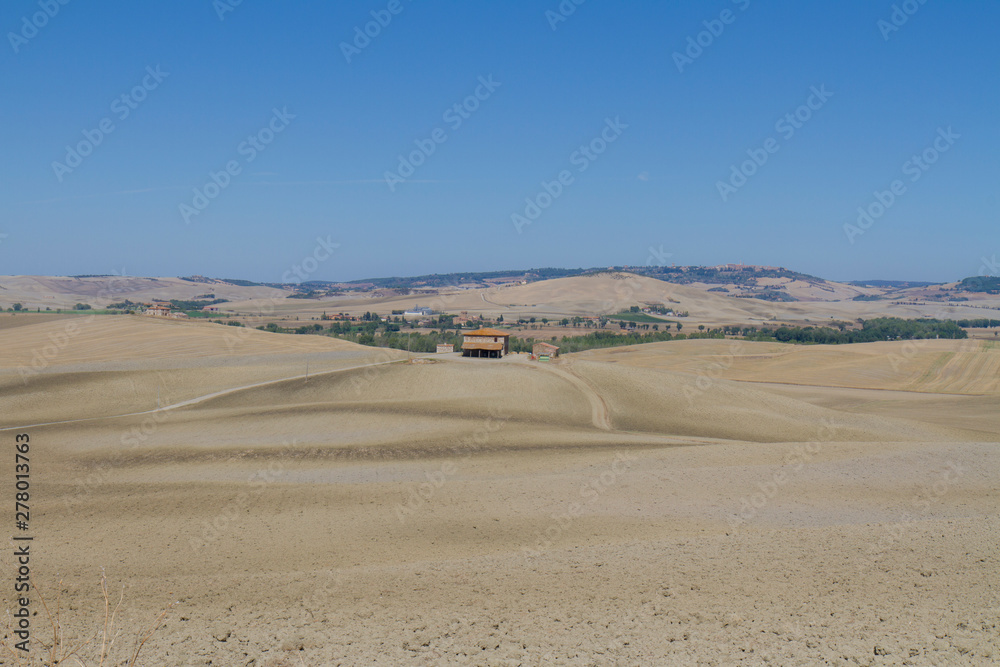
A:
453,328,559,361
139,299,558,361
142,302,188,319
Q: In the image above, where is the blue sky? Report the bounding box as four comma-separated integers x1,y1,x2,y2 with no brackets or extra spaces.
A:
2,0,997,283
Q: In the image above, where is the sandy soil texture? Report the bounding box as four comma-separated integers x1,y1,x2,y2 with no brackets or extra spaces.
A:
0,316,997,665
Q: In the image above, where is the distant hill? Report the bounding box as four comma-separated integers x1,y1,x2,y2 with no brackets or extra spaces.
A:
344,267,591,289
957,276,1000,293
327,265,826,293
0,275,287,310
185,265,918,304
3,268,986,314
848,280,941,288
634,265,824,286
177,267,956,296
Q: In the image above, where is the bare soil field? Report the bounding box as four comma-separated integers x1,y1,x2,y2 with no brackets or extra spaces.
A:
0,316,997,665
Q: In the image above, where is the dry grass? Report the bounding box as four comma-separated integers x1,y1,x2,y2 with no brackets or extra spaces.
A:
0,572,173,667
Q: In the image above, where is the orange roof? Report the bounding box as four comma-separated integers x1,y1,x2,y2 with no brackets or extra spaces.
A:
465,327,509,337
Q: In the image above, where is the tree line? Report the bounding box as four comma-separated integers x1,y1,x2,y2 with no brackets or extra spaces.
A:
751,318,966,344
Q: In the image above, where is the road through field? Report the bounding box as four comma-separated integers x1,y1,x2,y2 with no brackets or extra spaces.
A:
507,356,613,430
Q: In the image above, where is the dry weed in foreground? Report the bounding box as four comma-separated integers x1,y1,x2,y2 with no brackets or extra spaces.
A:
1,570,175,666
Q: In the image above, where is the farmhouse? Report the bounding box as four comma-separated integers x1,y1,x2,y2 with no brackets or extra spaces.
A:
436,344,454,354
143,303,171,317
462,327,509,358
532,342,559,359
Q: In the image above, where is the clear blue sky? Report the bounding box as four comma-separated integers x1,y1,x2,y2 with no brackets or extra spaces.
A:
2,0,997,283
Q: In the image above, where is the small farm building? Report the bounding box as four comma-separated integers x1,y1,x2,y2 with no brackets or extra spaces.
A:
532,342,560,359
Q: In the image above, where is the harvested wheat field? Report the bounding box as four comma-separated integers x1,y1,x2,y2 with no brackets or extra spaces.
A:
577,338,1000,395
1,316,998,665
